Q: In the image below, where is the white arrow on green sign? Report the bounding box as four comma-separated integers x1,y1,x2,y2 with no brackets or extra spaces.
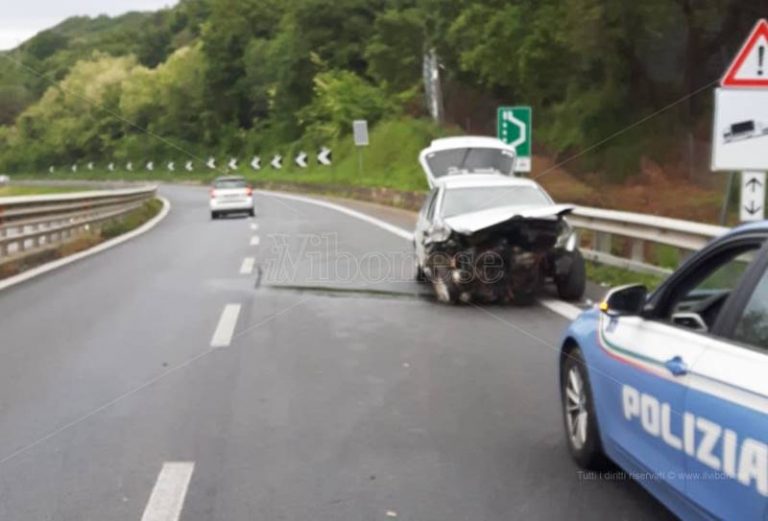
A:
497,106,532,172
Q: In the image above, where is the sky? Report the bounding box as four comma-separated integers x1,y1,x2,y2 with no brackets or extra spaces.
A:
0,0,179,50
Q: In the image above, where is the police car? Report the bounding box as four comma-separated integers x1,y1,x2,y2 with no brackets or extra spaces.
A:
559,222,768,520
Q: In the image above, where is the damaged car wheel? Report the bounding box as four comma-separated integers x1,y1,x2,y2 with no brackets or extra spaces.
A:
415,263,428,283
556,250,586,301
432,270,461,304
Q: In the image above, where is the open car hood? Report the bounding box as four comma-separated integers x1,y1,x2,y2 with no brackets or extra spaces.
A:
419,136,518,188
443,204,574,235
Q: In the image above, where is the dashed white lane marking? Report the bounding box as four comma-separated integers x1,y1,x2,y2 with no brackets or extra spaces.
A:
140,462,195,521
210,304,241,347
258,191,583,321
240,257,256,275
250,223,259,231
250,235,260,246
538,298,582,320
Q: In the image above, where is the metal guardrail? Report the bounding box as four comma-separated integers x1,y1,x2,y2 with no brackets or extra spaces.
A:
0,180,731,277
569,206,729,276
0,186,157,262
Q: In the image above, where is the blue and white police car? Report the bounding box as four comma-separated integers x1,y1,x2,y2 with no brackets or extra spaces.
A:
559,222,768,520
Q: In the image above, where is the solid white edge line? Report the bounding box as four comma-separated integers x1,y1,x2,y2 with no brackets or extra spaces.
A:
240,257,255,275
210,304,241,348
0,196,171,293
257,190,414,241
140,462,195,521
257,190,583,321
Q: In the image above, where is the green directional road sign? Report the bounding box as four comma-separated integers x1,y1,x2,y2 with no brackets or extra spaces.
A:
497,106,532,172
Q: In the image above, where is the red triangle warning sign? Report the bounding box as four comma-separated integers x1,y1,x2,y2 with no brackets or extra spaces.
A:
722,19,768,88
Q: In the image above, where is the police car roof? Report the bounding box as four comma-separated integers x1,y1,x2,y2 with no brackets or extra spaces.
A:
725,220,768,237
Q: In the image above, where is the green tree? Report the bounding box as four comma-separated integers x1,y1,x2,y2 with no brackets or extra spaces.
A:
298,69,396,142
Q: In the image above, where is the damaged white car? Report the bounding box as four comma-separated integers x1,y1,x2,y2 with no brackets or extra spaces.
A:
414,136,585,304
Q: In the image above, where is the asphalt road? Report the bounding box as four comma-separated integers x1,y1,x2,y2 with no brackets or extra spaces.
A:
0,185,674,520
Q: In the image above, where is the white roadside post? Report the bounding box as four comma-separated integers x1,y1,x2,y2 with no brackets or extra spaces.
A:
353,120,368,176
712,19,768,223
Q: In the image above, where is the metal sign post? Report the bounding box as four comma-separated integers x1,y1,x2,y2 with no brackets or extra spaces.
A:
497,106,532,173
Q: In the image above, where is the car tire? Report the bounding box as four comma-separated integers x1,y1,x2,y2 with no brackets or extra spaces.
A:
249,209,256,217
561,346,608,470
432,269,460,304
211,211,218,220
415,263,428,283
556,250,586,301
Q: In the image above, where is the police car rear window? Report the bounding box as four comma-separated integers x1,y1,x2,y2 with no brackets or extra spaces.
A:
214,179,247,189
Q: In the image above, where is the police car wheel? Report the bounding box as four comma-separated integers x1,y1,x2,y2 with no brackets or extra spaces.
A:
561,347,608,469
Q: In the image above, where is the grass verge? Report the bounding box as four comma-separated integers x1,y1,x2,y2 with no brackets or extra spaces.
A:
101,198,163,240
585,261,665,291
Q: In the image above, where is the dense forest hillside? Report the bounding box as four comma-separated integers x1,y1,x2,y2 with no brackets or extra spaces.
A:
0,0,766,181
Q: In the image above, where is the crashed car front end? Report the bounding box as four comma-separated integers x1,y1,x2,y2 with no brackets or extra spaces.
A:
423,210,577,304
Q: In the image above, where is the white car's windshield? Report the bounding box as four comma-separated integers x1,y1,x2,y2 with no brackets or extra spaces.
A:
426,148,515,178
214,179,247,189
441,186,551,217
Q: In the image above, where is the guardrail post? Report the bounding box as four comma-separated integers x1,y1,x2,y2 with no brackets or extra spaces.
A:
630,239,644,263
593,232,612,254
